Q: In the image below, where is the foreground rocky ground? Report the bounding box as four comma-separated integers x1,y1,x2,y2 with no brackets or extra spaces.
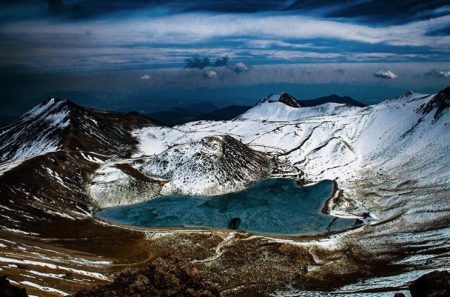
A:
3,268,450,296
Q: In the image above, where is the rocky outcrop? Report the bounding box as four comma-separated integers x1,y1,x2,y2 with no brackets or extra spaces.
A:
409,270,450,297
418,86,450,121
278,93,302,108
0,275,28,297
258,92,302,108
73,256,220,297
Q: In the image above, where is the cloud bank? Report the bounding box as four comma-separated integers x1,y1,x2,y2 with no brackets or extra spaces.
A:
0,3,449,73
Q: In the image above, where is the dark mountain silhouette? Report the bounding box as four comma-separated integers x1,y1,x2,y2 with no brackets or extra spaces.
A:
146,102,217,126
299,94,366,107
196,105,252,121
146,94,365,126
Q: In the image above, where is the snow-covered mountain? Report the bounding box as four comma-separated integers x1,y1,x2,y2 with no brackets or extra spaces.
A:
0,98,157,230
142,135,272,195
2,89,449,215
88,134,273,208
0,87,449,296
0,98,155,163
0,98,70,162
130,88,450,221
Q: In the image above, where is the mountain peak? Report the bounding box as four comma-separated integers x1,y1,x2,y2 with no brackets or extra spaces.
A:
279,93,302,108
259,92,301,108
42,97,67,104
1,98,72,162
0,98,155,163
25,97,70,117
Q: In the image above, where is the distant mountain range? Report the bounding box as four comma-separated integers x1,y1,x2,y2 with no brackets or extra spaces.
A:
146,94,365,126
143,102,218,126
0,93,365,128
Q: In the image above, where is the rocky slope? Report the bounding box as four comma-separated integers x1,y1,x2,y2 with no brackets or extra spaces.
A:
73,255,220,297
142,135,272,196
89,162,163,208
0,98,155,163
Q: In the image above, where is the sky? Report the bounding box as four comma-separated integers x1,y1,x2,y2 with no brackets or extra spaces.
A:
0,0,450,122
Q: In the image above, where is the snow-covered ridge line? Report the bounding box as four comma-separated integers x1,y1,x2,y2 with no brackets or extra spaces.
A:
0,98,69,163
0,97,155,165
130,89,449,221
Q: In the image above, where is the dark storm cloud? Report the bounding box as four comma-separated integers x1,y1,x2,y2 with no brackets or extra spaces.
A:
39,0,287,20
2,0,449,25
291,0,450,24
184,56,229,69
184,57,250,75
66,0,292,17
0,0,169,21
47,0,63,13
46,0,171,19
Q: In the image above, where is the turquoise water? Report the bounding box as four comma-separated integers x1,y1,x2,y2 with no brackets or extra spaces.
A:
96,178,355,236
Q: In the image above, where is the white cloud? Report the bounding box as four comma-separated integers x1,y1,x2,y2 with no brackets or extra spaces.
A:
4,13,450,49
140,74,151,80
374,70,397,79
232,62,250,73
204,69,217,78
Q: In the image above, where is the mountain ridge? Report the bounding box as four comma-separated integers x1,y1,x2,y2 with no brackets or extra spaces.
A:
144,93,365,126
0,98,155,162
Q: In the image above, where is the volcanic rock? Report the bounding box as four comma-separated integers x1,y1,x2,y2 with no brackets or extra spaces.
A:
0,275,28,297
409,270,450,297
73,256,220,297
